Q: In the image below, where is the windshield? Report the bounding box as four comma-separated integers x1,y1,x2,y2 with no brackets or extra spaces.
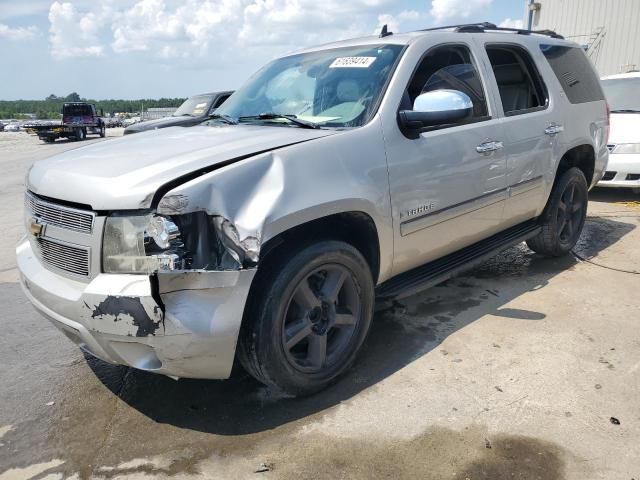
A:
173,95,214,117
216,44,404,128
601,78,640,111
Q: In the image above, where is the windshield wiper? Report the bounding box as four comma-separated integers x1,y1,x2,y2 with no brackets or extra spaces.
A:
208,113,238,125
610,109,640,113
238,113,320,129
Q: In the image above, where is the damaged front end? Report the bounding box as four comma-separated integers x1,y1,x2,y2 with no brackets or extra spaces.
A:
102,210,260,275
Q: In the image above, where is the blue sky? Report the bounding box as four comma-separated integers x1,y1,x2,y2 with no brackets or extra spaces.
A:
0,0,525,100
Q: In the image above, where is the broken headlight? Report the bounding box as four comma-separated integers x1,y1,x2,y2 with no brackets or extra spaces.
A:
102,214,189,274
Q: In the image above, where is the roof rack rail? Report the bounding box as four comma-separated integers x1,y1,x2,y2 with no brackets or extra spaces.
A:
418,21,564,39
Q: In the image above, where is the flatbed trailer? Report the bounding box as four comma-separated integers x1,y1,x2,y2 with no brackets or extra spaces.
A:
26,102,105,143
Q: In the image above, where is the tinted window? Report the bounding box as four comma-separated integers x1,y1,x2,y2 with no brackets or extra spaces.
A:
540,45,604,104
403,44,489,121
601,78,640,112
486,45,547,115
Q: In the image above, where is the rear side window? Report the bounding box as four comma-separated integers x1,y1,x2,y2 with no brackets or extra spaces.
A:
486,45,548,116
539,45,604,104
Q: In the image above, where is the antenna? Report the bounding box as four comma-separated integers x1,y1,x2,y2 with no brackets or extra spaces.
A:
379,24,393,38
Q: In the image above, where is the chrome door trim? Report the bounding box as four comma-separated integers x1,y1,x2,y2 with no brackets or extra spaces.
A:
476,140,504,154
400,187,508,236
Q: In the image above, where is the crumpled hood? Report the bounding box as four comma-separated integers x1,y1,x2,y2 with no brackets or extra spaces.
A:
124,115,203,133
28,125,335,210
609,113,640,144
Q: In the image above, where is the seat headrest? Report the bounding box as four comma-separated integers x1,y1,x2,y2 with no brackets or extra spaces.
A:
493,64,525,85
337,80,361,102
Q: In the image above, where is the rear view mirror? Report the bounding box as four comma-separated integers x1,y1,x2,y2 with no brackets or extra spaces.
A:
398,89,473,137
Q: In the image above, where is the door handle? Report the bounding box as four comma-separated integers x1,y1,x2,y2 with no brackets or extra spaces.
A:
544,124,564,135
476,141,504,154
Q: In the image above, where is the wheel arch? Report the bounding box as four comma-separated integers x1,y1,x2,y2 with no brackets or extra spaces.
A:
555,143,595,187
260,210,382,285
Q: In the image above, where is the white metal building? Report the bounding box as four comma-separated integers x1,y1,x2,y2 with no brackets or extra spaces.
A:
525,0,640,76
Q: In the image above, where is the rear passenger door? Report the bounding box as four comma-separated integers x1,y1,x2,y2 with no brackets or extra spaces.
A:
478,42,560,225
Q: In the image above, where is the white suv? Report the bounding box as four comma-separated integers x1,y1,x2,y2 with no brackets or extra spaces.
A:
599,72,640,191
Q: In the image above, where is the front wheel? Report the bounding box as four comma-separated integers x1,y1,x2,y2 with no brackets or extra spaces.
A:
237,240,374,396
527,167,588,256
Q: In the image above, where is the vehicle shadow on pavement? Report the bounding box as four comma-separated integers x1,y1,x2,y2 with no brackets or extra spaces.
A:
83,217,635,436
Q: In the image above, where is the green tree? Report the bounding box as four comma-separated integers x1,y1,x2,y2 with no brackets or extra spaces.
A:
65,92,81,102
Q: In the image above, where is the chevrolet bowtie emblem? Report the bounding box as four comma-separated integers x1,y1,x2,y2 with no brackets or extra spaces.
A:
30,219,44,237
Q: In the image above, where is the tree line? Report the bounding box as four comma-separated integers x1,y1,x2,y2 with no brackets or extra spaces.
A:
0,92,186,119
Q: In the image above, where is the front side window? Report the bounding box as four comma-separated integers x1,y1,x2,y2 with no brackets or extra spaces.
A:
216,45,404,128
486,45,548,115
601,77,640,112
401,44,489,124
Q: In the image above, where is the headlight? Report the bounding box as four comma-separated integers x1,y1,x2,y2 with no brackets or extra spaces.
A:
103,214,187,274
611,143,640,154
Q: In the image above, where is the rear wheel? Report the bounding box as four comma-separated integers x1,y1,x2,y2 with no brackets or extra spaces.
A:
75,128,86,141
99,125,106,138
238,240,374,396
527,167,588,256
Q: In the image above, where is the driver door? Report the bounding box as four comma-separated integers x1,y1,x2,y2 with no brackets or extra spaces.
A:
385,42,507,274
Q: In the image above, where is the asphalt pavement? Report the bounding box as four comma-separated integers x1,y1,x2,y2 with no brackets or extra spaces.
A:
0,130,639,479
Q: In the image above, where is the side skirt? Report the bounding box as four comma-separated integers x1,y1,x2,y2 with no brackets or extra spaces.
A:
376,219,541,301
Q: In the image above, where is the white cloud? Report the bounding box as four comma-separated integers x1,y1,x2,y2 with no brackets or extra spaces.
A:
0,23,39,40
429,0,493,24
48,1,109,58
47,0,402,60
374,10,421,34
499,18,524,29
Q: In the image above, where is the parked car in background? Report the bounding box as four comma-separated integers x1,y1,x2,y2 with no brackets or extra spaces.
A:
18,23,607,396
123,91,233,135
0,122,4,132
599,72,640,192
4,122,20,132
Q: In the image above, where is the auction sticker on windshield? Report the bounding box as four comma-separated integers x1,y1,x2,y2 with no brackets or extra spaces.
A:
330,57,377,68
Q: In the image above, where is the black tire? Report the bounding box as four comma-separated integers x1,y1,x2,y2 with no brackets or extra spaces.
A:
75,128,86,141
100,125,106,138
237,240,374,396
527,167,588,256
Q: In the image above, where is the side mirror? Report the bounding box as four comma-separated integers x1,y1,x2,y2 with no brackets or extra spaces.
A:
398,89,473,136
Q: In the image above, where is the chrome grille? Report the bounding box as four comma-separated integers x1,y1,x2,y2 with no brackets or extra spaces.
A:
34,237,90,277
25,192,94,234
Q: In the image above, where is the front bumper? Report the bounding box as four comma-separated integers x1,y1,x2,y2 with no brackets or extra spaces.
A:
16,238,256,379
597,153,640,188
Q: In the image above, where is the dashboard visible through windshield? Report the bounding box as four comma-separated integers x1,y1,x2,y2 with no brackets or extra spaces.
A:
215,44,405,128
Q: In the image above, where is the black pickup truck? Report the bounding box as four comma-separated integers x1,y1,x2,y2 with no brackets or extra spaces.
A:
27,102,105,143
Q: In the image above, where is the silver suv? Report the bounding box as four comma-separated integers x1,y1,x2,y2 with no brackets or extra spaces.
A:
17,23,608,395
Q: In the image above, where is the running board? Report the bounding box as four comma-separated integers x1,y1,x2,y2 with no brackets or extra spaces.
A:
376,220,541,301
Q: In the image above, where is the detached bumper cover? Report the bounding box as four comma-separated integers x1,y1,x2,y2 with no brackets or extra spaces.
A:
16,238,256,379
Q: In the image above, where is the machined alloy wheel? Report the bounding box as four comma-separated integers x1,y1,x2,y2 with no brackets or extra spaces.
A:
238,240,374,396
527,167,588,256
